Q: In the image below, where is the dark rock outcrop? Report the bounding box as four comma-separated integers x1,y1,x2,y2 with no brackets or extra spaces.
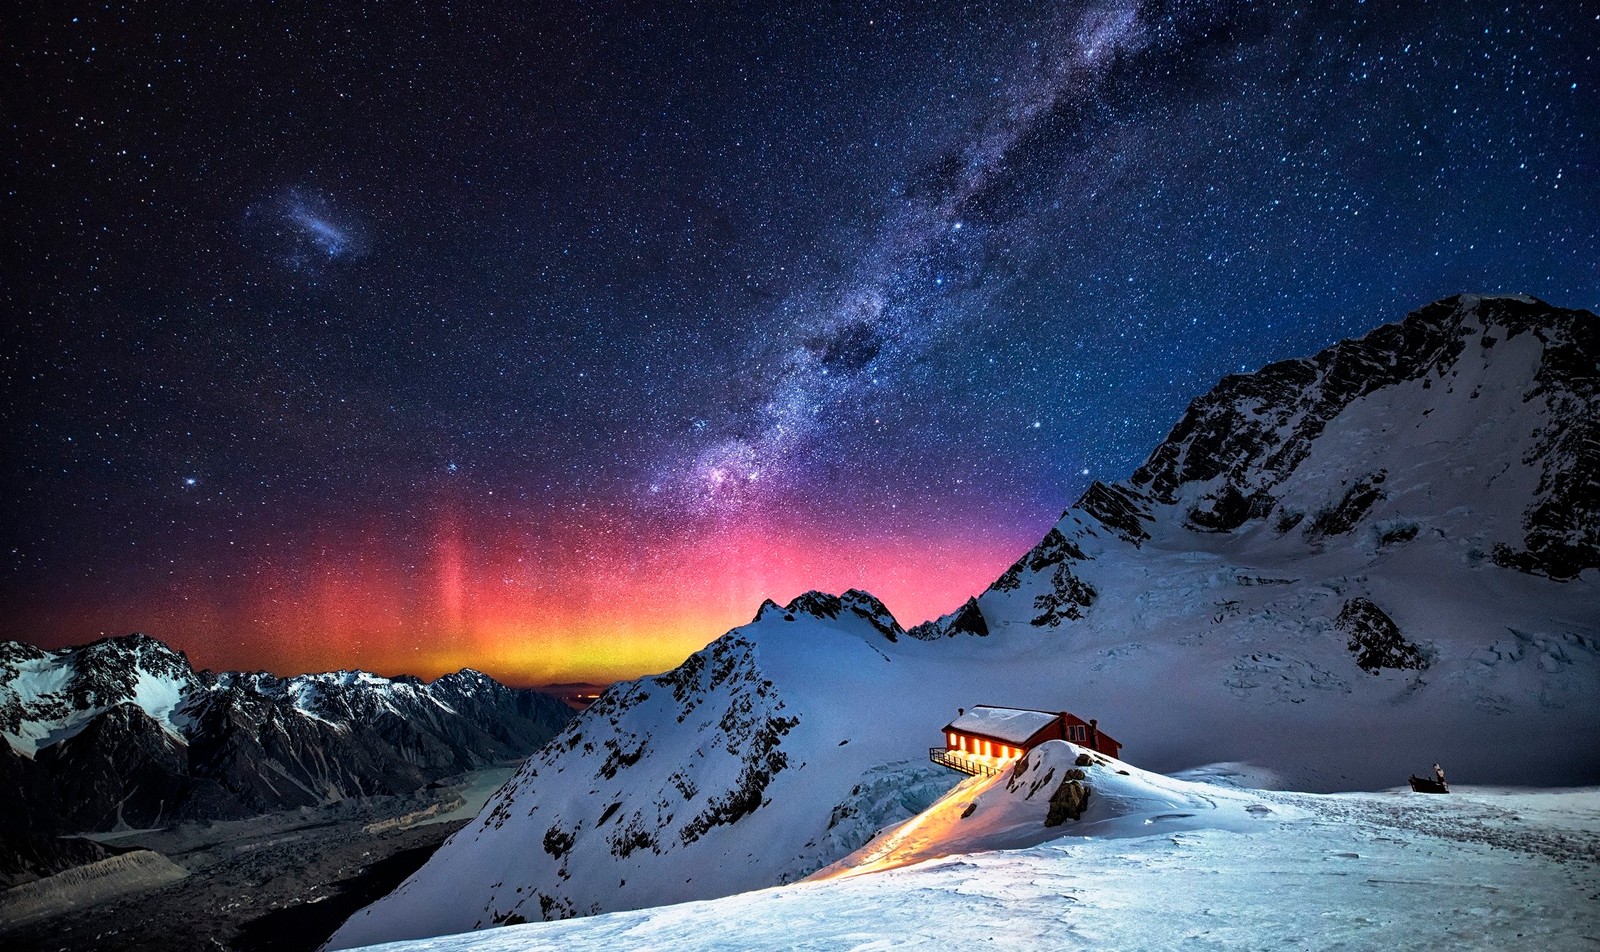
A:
1336,598,1428,675
780,590,904,642
1074,481,1154,544
1044,776,1091,826
946,598,989,637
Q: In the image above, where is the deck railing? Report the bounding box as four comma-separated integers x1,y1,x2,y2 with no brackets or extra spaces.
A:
928,746,1004,777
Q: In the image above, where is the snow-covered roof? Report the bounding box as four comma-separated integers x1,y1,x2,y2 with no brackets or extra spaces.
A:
944,706,1059,745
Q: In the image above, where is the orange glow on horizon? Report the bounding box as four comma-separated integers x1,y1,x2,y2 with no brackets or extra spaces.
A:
30,500,1037,686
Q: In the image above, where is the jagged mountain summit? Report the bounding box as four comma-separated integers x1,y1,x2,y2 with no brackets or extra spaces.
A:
327,294,1598,949
0,632,573,884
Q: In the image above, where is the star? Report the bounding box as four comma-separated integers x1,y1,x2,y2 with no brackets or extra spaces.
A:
7,0,1592,688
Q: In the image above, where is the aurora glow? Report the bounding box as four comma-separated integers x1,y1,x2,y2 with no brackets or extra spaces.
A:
6,1,1596,684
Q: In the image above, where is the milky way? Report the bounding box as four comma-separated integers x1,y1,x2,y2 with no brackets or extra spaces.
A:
665,1,1151,516
6,1,1596,683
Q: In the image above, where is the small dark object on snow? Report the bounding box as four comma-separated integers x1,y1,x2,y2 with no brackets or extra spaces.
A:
1408,764,1449,794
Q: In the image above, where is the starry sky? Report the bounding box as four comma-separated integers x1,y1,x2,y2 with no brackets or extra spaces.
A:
6,1,1597,685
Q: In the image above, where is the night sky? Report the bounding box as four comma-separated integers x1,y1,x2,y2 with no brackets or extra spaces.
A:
6,1,1597,684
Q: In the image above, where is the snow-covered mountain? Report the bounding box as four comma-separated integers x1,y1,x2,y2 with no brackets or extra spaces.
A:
0,633,573,884
326,294,1598,949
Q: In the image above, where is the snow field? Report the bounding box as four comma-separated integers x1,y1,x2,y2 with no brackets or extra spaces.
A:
347,784,1600,951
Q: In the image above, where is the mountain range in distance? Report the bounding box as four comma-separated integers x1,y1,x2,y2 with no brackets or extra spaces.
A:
0,633,575,888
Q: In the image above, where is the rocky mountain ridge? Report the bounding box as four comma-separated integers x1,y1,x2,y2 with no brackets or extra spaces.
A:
0,633,573,886
914,293,1597,644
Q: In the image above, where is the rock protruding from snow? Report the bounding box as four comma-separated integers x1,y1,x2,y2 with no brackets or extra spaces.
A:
773,589,906,641
1336,597,1429,674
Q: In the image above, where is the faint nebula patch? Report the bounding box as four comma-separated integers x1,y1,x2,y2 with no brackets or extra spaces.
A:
245,188,364,274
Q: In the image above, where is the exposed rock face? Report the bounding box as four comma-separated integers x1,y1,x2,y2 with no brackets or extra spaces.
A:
946,598,990,637
906,597,988,640
771,589,905,641
1044,774,1091,827
1129,300,1481,508
0,633,574,885
1337,598,1428,674
1305,471,1388,540
1075,482,1154,545
33,702,191,830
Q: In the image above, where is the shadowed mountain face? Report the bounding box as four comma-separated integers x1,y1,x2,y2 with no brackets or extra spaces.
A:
325,295,1598,949
0,635,574,886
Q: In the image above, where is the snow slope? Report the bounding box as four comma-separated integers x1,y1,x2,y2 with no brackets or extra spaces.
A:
343,781,1600,951
327,295,1598,948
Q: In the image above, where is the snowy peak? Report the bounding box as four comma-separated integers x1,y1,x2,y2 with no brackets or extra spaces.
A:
325,590,934,948
925,294,1598,641
0,632,199,757
755,589,905,642
332,626,804,938
0,632,574,863
1123,294,1597,576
